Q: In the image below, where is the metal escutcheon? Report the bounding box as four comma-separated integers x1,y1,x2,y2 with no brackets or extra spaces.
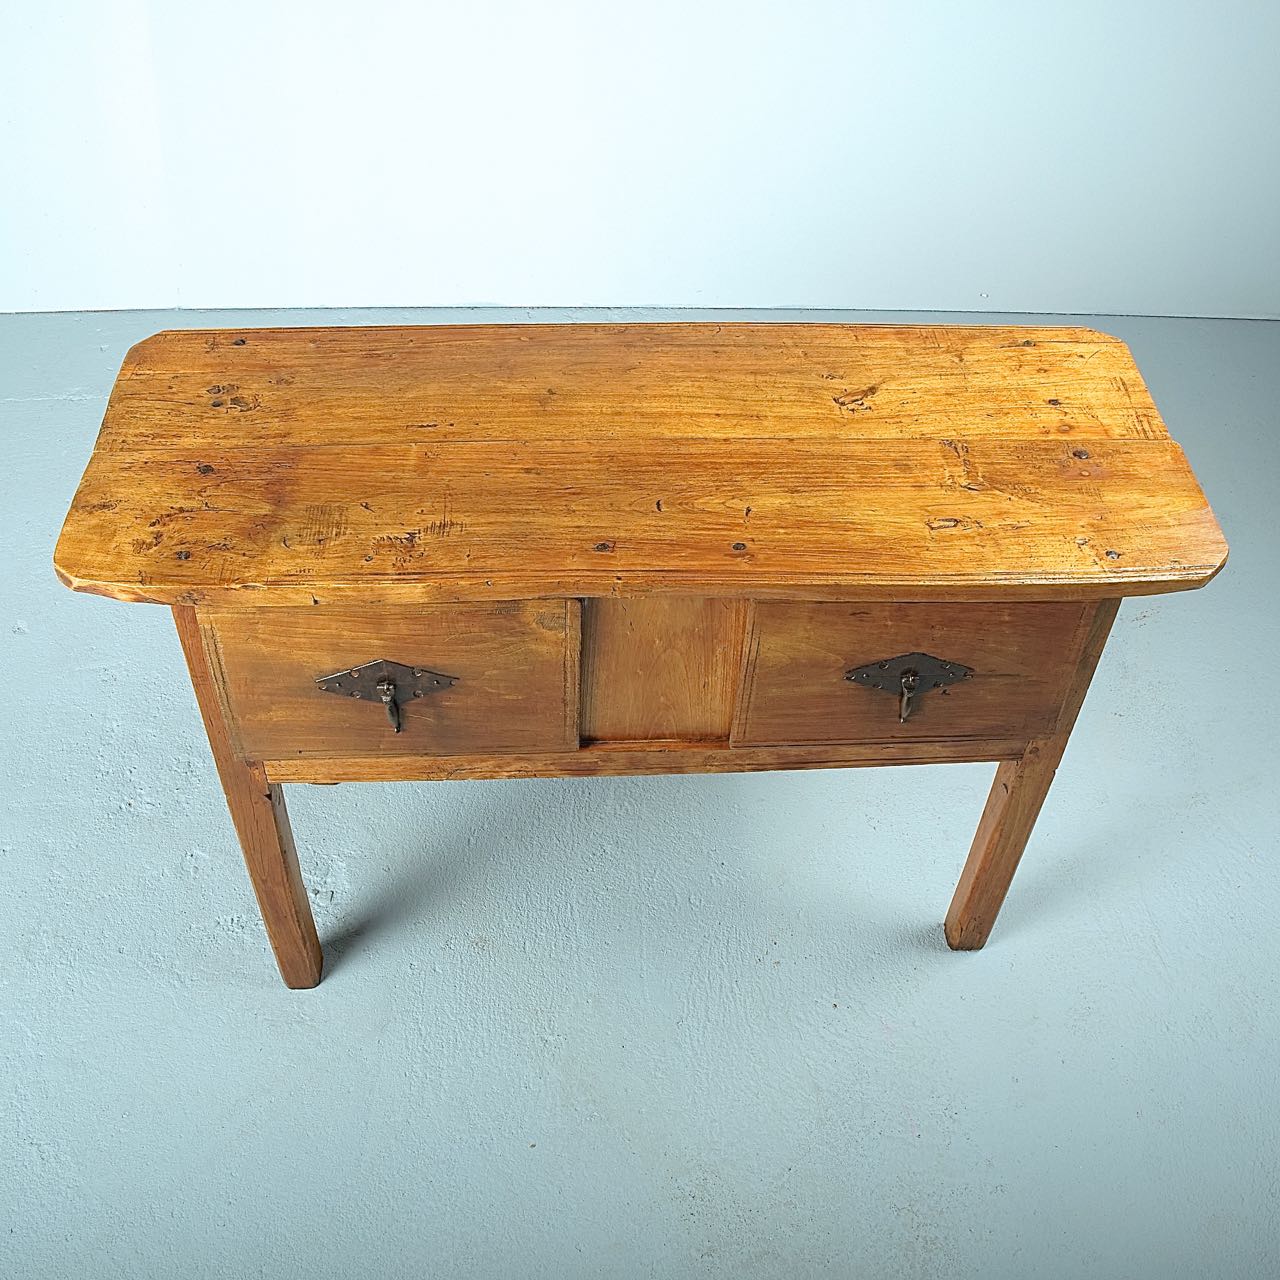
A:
315,659,459,734
844,651,971,722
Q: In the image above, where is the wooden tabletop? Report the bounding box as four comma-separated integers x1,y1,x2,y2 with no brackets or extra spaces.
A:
54,323,1227,605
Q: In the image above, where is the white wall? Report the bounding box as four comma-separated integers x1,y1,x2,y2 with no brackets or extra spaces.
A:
2,1,1277,317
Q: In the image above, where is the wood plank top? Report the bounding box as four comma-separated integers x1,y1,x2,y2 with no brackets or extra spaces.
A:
55,323,1227,605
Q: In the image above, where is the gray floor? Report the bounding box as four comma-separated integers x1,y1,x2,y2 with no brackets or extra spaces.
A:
2,307,1276,1279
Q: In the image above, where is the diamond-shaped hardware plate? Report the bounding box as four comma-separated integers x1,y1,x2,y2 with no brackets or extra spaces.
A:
844,651,972,695
315,659,458,706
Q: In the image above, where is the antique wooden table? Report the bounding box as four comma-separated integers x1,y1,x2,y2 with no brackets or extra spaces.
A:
55,324,1227,986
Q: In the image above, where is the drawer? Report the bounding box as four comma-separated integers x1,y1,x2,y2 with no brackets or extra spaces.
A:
201,601,580,759
732,601,1090,747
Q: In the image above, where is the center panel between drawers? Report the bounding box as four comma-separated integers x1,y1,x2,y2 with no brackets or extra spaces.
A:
579,598,748,743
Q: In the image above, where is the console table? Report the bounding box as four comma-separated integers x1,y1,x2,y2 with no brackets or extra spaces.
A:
55,323,1227,986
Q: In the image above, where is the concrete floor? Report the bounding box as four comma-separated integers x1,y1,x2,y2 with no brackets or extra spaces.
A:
2,307,1276,1279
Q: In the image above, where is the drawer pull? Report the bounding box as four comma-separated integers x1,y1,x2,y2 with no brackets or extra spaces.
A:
899,669,919,722
315,658,459,734
845,652,971,722
375,678,400,732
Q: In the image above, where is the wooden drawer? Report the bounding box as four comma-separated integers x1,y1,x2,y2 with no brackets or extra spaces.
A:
201,601,580,759
732,601,1090,748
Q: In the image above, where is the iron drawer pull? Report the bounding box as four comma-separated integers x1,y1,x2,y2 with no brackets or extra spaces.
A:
844,652,971,722
315,659,459,734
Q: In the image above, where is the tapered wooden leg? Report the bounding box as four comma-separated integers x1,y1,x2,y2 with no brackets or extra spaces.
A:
944,597,1121,950
174,606,323,987
945,742,1060,948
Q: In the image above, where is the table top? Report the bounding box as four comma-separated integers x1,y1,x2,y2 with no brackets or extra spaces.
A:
54,323,1227,606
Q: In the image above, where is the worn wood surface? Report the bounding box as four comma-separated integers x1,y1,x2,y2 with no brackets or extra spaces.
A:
733,600,1090,747
580,597,746,741
201,601,580,760
263,737,1030,784
173,605,322,987
945,598,1121,950
55,324,1227,607
89,324,1171,448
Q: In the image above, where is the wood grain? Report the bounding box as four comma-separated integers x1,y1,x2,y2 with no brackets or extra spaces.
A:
262,737,1029,784
173,605,322,988
202,601,580,759
55,435,1226,607
733,600,1090,747
944,598,1121,949
580,597,746,741
95,324,1167,449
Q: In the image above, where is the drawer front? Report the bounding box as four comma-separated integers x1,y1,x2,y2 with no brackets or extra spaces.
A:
203,601,579,759
732,601,1090,747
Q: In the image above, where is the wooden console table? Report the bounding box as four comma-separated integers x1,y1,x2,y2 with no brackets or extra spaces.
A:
55,324,1227,986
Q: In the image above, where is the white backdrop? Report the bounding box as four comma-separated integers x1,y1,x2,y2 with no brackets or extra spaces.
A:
2,0,1277,317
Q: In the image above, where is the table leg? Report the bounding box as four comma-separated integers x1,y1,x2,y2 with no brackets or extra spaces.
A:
944,597,1120,950
174,606,323,988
